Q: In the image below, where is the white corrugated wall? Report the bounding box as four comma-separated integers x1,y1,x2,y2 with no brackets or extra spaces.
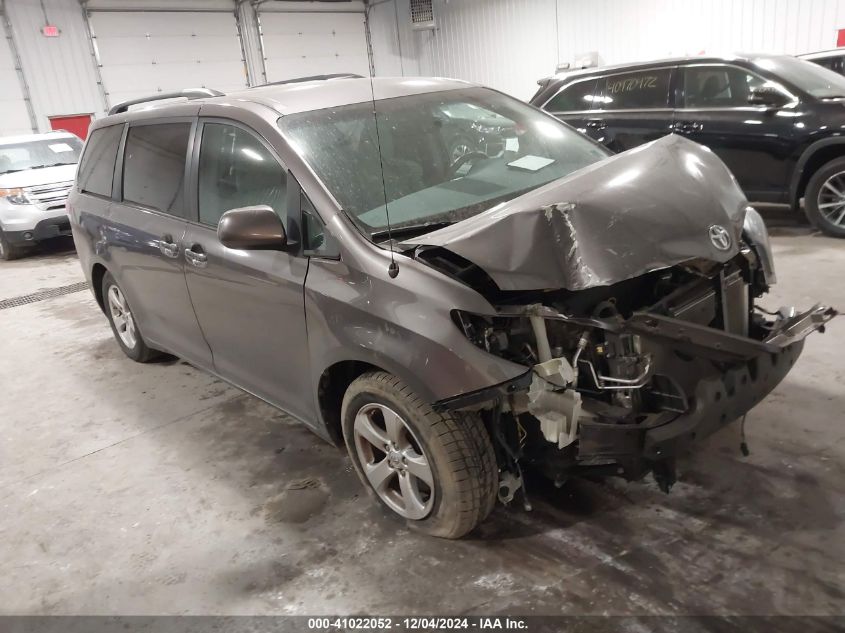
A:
556,0,845,66
6,0,845,132
411,0,558,98
367,0,420,76
1,3,35,135
4,0,105,132
381,0,845,99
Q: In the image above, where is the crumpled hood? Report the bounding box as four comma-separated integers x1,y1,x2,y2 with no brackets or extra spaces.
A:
405,134,749,291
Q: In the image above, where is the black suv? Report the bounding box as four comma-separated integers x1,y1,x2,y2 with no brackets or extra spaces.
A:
531,54,845,237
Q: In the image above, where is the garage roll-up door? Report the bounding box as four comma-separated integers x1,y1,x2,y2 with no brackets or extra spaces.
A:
259,11,370,82
89,11,248,106
0,18,32,135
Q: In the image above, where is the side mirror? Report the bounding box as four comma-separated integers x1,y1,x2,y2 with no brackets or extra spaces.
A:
747,86,791,108
217,205,287,250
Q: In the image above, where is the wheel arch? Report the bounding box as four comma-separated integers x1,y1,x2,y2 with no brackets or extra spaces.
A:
314,349,449,446
316,359,385,445
91,262,109,314
790,138,845,209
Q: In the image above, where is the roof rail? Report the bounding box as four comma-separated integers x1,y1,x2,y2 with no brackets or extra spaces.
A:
108,88,225,116
255,73,363,88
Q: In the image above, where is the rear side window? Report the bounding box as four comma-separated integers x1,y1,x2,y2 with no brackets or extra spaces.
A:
78,125,122,197
810,56,844,74
545,79,597,112
682,66,767,108
122,123,191,217
596,69,672,110
813,57,836,71
197,123,287,226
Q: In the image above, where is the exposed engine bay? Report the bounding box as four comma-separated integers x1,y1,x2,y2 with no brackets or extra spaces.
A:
398,135,837,503
424,237,836,498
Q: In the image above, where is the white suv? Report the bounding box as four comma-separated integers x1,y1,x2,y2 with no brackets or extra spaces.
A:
0,131,83,260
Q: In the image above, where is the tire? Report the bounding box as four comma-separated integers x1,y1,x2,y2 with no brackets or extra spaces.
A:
341,371,498,539
448,133,475,164
804,156,845,238
101,271,160,363
0,230,25,261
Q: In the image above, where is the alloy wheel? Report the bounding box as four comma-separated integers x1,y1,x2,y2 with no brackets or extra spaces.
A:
107,285,137,349
353,403,434,520
817,171,845,228
450,142,472,163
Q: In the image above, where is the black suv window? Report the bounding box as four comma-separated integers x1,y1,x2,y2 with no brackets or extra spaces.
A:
596,68,672,110
197,123,287,227
122,123,191,217
682,65,767,108
78,125,122,197
813,57,835,71
545,79,597,112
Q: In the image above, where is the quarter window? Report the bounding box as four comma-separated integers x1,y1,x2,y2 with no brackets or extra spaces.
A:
78,125,122,197
301,192,337,257
122,123,191,217
812,58,836,72
197,123,287,227
545,79,597,112
596,69,672,110
682,66,769,108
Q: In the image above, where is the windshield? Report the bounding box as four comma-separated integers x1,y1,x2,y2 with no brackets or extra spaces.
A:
753,55,845,99
279,87,610,238
0,136,83,175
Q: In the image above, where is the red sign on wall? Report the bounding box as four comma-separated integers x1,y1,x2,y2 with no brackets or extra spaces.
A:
42,25,60,38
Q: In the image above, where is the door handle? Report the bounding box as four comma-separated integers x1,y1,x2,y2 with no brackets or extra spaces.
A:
673,121,703,133
184,244,208,268
158,235,179,258
585,118,607,130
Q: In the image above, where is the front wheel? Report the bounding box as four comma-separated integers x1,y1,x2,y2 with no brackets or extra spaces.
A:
804,156,845,238
341,371,498,539
0,230,25,261
102,271,160,363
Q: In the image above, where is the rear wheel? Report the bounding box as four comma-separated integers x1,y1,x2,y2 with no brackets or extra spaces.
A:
0,230,25,261
102,271,160,363
341,371,498,539
805,157,845,238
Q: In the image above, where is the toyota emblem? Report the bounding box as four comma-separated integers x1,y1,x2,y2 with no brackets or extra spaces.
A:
708,225,732,251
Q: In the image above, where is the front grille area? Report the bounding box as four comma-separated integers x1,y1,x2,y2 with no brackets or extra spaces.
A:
24,180,74,209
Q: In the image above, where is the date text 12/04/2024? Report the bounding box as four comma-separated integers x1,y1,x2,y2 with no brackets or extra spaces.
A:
306,617,528,630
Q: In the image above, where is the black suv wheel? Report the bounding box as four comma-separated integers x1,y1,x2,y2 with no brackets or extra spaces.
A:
805,157,845,237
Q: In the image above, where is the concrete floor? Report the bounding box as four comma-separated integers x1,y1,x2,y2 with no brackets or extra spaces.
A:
0,226,843,617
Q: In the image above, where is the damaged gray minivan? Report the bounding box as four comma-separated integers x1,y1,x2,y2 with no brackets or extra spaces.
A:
69,76,836,538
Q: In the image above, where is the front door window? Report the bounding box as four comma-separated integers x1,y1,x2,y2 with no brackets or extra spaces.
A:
682,66,786,108
197,123,287,226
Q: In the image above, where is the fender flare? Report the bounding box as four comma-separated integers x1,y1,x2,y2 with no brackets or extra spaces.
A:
789,136,845,208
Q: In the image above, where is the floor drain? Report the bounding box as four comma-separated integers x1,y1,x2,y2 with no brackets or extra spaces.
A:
0,281,90,310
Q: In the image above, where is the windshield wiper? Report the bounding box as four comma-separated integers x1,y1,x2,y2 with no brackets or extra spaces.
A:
371,221,454,241
0,168,27,175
